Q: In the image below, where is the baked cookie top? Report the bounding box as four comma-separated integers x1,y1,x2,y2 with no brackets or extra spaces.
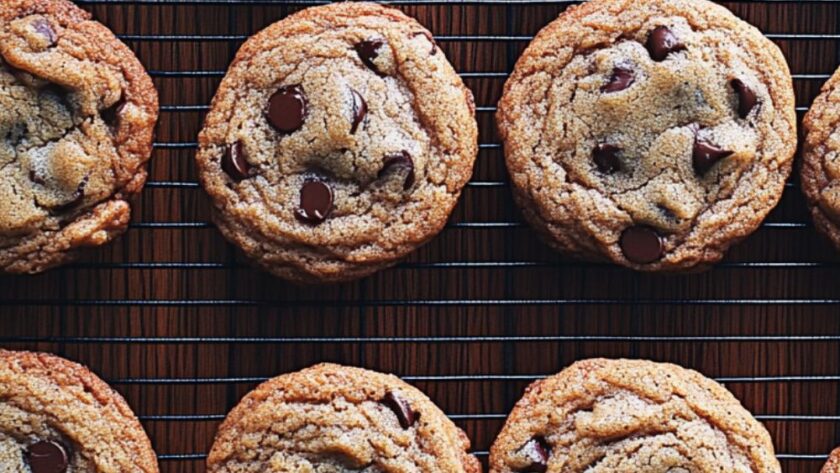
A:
0,350,159,472
803,68,840,250
207,363,481,472
196,2,477,283
497,0,796,271
822,447,840,473
0,0,158,274
489,358,779,473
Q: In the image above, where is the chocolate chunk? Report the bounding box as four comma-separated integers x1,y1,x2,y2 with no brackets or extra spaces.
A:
646,26,685,61
355,39,386,75
692,137,733,175
25,441,68,473
620,226,664,264
518,437,550,473
593,143,622,174
32,19,56,46
295,179,333,224
267,85,307,133
378,151,415,189
730,79,758,119
350,88,367,134
382,391,417,429
602,67,635,93
222,141,251,181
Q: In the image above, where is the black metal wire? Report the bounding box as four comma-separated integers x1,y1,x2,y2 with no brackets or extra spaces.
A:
19,0,839,464
53,260,840,269
4,297,840,306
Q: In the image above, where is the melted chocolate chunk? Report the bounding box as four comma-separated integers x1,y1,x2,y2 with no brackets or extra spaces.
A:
350,88,367,134
295,179,333,224
378,151,415,189
730,79,758,119
593,143,622,174
620,226,664,264
382,391,417,429
518,437,550,473
267,85,307,133
32,19,57,46
355,39,386,75
602,67,635,93
222,141,251,181
646,26,685,61
25,441,68,473
692,137,733,175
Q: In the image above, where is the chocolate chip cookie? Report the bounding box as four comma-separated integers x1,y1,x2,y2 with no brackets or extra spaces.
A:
0,0,158,274
802,68,840,250
196,2,477,283
497,0,796,271
207,363,480,472
822,447,840,473
489,358,779,473
0,349,159,472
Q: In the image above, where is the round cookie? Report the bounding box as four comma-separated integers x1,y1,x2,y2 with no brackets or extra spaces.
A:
196,2,477,284
0,0,158,274
802,68,840,250
207,363,480,472
497,0,796,271
489,358,780,473
822,447,840,473
0,349,159,472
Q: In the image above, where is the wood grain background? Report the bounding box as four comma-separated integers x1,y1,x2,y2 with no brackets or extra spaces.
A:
1,0,839,471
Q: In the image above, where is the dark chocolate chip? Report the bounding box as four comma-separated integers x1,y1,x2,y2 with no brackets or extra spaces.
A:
378,151,415,190
295,179,333,224
730,79,758,119
602,67,635,93
646,26,685,61
32,19,56,46
350,88,367,134
620,226,664,264
355,39,386,75
517,437,550,473
382,391,417,429
267,85,307,133
593,143,622,174
222,141,251,181
25,441,68,473
692,137,733,175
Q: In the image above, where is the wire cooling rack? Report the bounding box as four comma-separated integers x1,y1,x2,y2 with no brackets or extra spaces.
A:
2,1,840,472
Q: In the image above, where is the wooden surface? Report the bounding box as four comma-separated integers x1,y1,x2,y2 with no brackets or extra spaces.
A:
1,1,840,471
